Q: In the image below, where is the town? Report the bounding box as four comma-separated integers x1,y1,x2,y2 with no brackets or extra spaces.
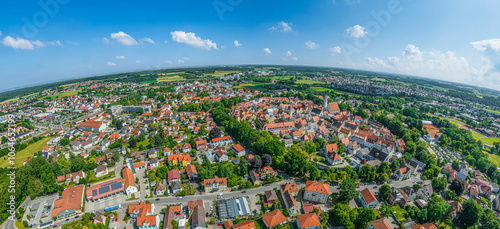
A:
0,67,499,229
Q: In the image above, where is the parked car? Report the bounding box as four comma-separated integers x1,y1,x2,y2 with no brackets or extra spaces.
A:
218,223,223,226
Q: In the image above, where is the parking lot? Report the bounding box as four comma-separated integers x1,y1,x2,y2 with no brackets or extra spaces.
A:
23,193,58,228
86,194,126,212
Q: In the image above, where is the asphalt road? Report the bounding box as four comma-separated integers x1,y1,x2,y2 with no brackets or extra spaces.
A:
45,175,427,229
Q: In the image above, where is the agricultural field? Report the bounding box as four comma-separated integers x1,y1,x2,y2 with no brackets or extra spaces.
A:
158,72,185,76
310,87,332,92
0,137,52,168
232,81,271,91
43,90,81,100
296,79,325,85
157,75,187,82
211,71,239,76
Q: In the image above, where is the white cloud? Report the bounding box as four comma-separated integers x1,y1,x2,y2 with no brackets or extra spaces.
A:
346,25,367,38
291,57,298,62
263,48,272,56
402,44,422,61
471,39,500,52
330,46,342,56
270,22,293,32
115,56,125,59
1,36,62,50
234,40,242,47
0,31,2,36
165,60,172,64
364,44,475,86
178,59,185,63
136,60,141,63
170,31,218,51
163,40,169,44
110,31,139,46
141,38,155,44
286,51,292,57
66,41,79,45
107,62,116,67
305,41,319,49
103,37,111,45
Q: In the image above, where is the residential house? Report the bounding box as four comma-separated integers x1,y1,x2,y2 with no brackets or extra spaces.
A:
231,144,246,157
415,184,433,201
367,219,391,229
296,213,321,229
168,169,181,184
123,167,138,195
303,181,330,204
262,210,287,228
95,165,108,178
186,164,198,181
263,190,278,206
359,188,379,209
203,176,227,193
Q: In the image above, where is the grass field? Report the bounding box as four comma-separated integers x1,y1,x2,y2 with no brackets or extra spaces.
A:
42,90,81,100
158,72,185,76
0,97,18,104
232,81,271,91
157,75,187,82
211,71,239,76
485,108,500,115
486,151,500,167
428,114,500,145
0,137,52,168
296,79,325,85
310,87,332,92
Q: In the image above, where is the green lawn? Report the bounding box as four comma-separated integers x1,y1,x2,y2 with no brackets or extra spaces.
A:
486,151,500,167
296,79,325,85
0,137,52,168
392,205,407,221
135,139,150,149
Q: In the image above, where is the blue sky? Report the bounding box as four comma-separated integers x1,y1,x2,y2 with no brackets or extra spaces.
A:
1,0,500,91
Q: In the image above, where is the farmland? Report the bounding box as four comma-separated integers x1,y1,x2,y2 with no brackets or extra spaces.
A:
157,75,187,82
296,79,325,85
211,71,239,77
0,137,52,168
232,81,271,91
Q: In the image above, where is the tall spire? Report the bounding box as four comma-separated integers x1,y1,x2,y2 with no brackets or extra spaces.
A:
323,92,328,112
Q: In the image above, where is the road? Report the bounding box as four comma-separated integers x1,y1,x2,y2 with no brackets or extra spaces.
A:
47,175,427,228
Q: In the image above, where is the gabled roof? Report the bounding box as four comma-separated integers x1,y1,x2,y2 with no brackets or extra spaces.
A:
122,167,136,189
360,188,378,204
368,219,391,229
262,210,287,228
305,181,329,195
296,213,321,228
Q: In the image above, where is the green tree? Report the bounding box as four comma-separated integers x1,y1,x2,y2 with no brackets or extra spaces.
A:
460,199,483,227
379,184,392,202
339,179,359,202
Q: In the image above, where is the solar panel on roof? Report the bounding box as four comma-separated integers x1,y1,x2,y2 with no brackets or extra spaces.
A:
92,190,97,196
99,186,110,194
111,182,122,190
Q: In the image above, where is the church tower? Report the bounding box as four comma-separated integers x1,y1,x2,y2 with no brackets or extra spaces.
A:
323,92,328,112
